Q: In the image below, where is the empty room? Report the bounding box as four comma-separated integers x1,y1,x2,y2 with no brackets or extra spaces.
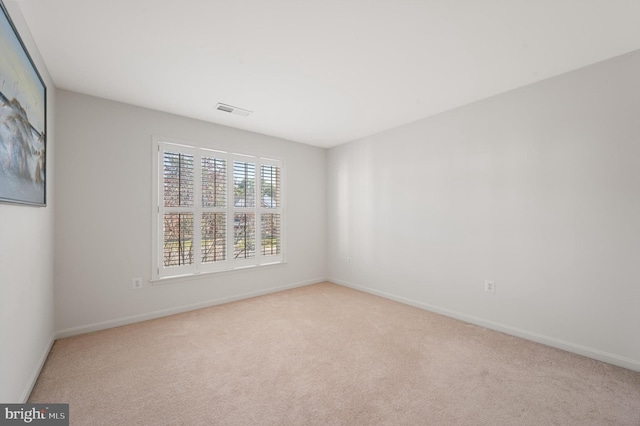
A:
1,0,639,424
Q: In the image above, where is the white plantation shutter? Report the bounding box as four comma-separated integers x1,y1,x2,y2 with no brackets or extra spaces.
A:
153,139,284,279
260,161,282,261
232,157,257,265
199,151,228,272
233,160,256,208
159,145,197,275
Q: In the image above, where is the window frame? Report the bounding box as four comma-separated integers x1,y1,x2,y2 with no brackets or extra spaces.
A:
151,136,285,281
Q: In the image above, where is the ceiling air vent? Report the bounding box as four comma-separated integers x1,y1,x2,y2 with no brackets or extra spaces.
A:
215,103,252,117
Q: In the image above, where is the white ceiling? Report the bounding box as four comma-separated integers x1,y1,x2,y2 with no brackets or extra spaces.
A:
15,0,640,148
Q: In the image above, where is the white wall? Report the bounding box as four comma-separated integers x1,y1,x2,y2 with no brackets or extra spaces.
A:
0,1,55,402
54,90,326,334
327,50,640,370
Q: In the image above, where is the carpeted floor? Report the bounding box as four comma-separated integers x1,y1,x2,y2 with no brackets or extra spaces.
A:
29,282,640,425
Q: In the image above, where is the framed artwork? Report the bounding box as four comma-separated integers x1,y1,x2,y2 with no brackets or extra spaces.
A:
0,0,47,206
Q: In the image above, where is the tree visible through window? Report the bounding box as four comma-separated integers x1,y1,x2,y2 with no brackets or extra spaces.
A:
162,151,194,267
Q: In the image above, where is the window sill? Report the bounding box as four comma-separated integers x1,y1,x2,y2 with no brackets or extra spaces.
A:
150,261,287,286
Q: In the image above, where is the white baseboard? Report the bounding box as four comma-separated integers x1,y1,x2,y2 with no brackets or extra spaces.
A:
55,277,326,339
330,277,640,372
21,336,55,403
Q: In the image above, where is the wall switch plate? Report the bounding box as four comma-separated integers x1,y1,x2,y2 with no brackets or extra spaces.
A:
484,280,495,294
132,277,143,289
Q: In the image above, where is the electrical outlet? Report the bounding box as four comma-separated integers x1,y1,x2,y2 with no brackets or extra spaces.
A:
132,277,143,289
484,280,495,294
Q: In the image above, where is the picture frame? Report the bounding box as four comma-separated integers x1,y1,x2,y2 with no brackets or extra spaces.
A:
0,0,47,206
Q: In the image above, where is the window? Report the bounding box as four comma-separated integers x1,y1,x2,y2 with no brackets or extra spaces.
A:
153,139,284,279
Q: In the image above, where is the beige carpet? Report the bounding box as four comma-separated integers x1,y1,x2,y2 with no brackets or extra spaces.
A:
29,282,640,425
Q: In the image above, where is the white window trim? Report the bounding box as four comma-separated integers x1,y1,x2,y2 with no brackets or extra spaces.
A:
151,136,285,281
